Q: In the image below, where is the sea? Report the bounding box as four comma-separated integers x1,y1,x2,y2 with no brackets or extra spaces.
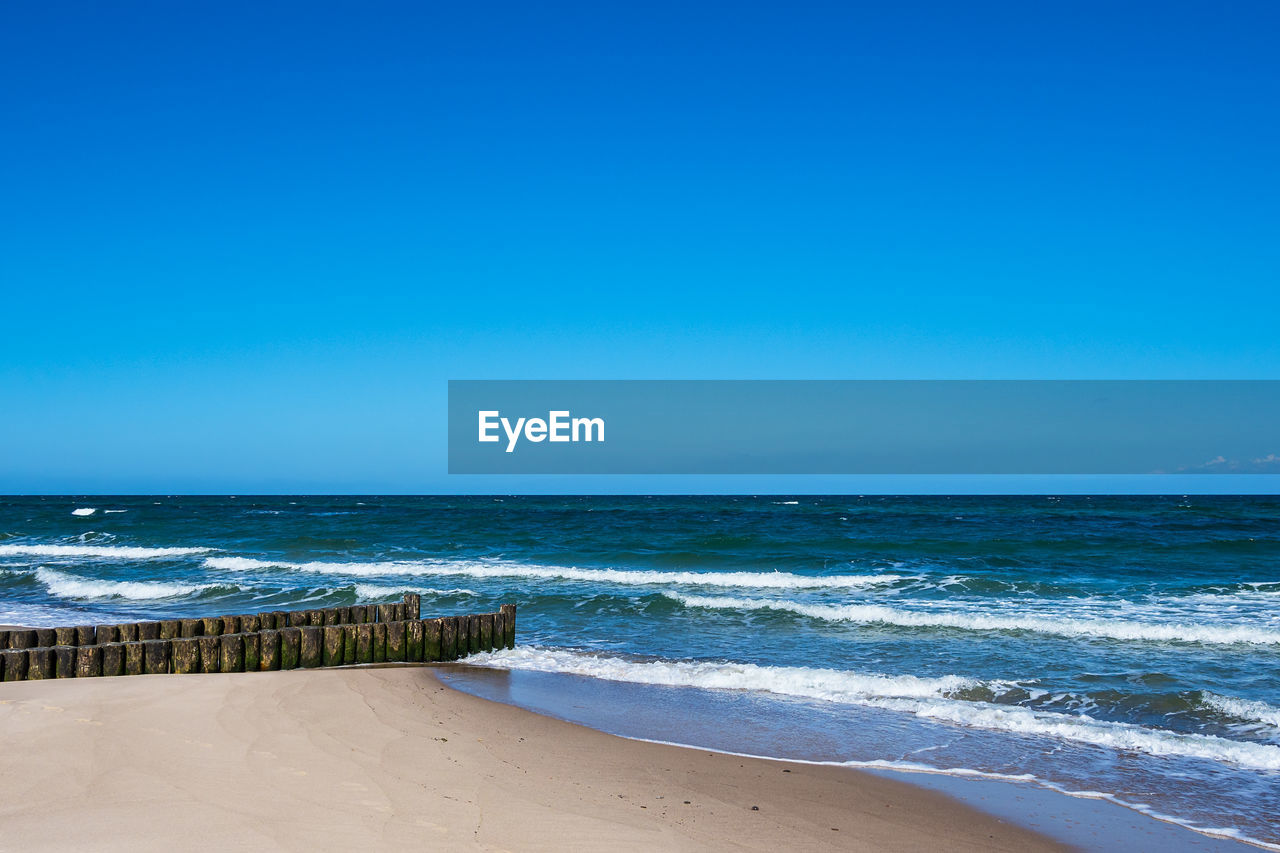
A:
2,495,1277,848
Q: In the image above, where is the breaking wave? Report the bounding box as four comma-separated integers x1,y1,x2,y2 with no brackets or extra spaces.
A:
467,647,1280,770
204,556,902,590
666,593,1280,646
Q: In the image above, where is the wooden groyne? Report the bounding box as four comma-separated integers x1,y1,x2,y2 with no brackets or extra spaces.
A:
0,594,515,682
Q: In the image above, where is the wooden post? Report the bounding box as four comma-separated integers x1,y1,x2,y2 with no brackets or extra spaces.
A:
159,620,180,640
279,627,301,669
405,620,424,662
470,615,482,656
55,627,78,646
139,622,161,641
424,619,443,663
201,617,223,637
386,621,406,662
377,604,396,624
96,624,120,644
117,623,139,643
55,646,77,677
243,632,261,672
124,642,144,676
240,614,261,633
271,611,288,630
307,610,324,627
492,612,504,653
198,637,221,673
323,608,340,626
76,645,103,677
220,634,245,673
0,629,8,649
75,625,96,646
336,606,351,624
180,619,202,638
441,616,458,661
9,629,36,649
343,625,359,665
372,623,387,663
260,630,281,671
222,615,242,634
500,604,516,649
287,611,308,629
101,643,125,677
27,648,55,679
143,640,170,674
404,593,421,621
323,626,344,666
480,614,494,652
257,612,276,630
356,624,373,664
172,638,201,674
3,649,29,681
300,627,322,668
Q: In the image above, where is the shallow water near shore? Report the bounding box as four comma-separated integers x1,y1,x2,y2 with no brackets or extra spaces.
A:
1,495,1277,847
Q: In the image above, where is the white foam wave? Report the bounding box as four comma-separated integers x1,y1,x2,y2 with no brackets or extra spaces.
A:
352,583,477,599
71,507,96,516
204,556,901,590
467,647,1280,770
0,544,212,559
35,568,226,601
468,646,979,700
667,593,1280,646
1200,693,1280,730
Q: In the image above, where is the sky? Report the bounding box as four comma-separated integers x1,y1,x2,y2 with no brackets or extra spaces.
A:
1,1,1277,493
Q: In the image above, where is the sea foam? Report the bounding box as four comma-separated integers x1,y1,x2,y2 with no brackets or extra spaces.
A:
467,647,1280,770
1200,693,1280,730
352,583,478,599
204,556,902,590
35,567,227,600
666,593,1280,646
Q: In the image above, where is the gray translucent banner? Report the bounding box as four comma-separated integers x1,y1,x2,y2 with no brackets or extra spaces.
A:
447,381,1280,475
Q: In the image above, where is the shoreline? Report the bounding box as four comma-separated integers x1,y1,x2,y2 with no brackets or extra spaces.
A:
0,664,1064,851
439,666,1266,853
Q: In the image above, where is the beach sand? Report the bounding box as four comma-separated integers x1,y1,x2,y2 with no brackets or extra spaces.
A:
0,666,1063,852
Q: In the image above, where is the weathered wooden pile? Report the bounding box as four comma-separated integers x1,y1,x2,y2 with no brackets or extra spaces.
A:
0,594,515,682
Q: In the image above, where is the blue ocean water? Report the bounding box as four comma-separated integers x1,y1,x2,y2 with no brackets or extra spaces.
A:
1,495,1278,847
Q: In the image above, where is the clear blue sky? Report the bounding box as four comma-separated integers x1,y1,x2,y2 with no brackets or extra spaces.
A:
1,2,1277,493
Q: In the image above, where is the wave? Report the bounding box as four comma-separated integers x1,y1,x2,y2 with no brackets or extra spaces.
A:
0,544,212,559
71,507,96,516
467,646,981,700
467,647,1280,770
35,567,229,601
666,593,1280,646
204,556,903,590
352,583,477,599
1200,693,1280,730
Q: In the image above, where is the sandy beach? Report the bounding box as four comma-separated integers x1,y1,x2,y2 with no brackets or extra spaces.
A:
0,665,1062,852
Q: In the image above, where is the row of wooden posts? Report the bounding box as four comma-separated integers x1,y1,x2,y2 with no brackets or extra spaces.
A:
0,594,516,682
